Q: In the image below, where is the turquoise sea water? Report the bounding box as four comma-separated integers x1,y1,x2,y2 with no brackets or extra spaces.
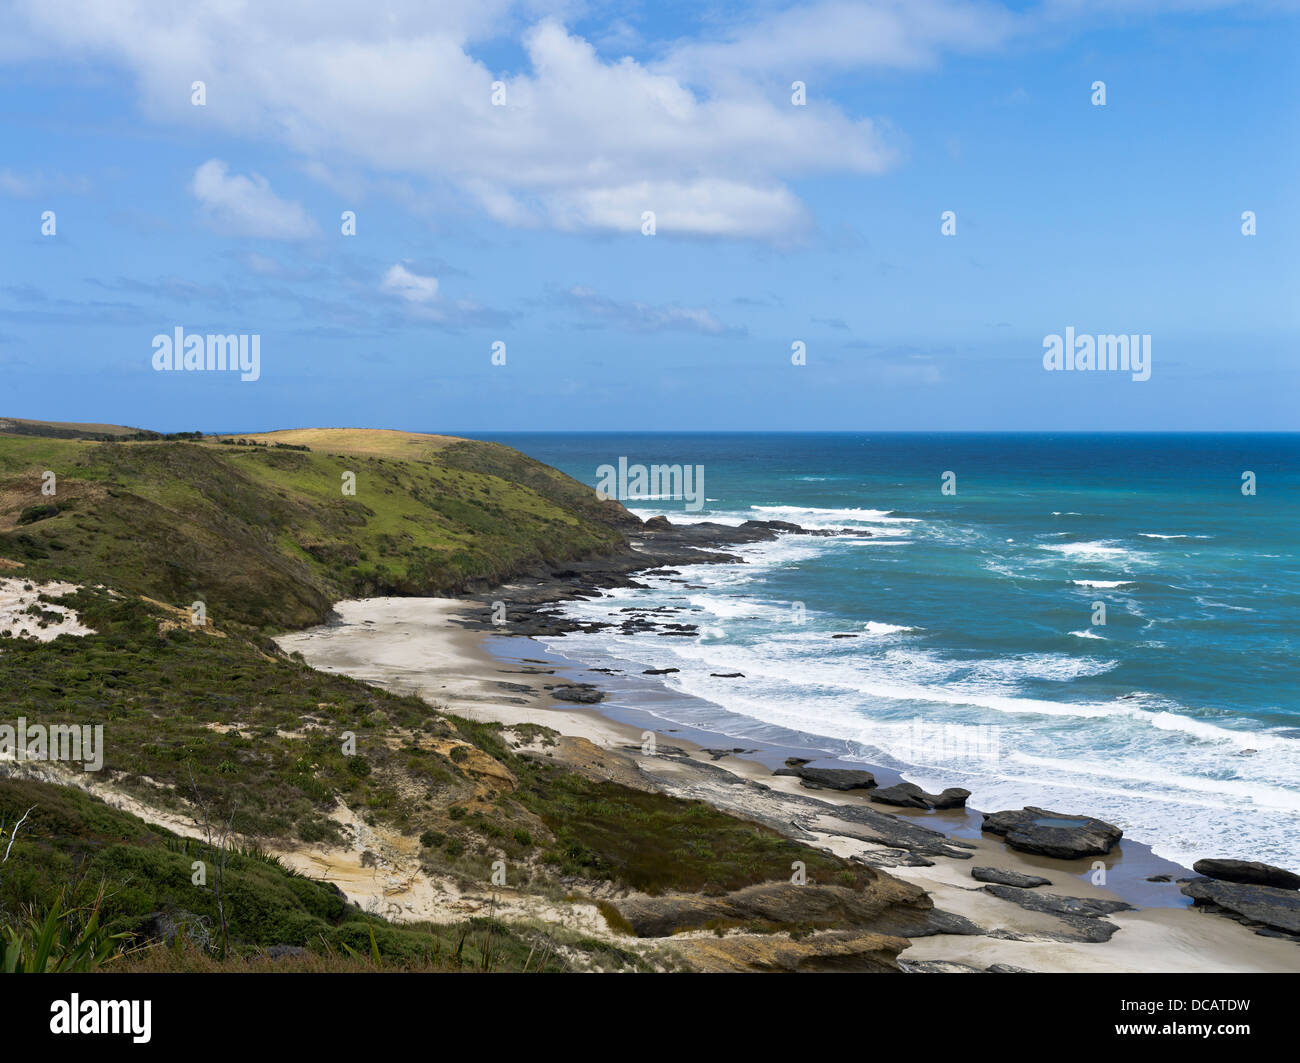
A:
465,432,1300,870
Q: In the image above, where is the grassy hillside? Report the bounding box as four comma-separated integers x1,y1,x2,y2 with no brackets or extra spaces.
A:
0,776,637,972
0,585,865,970
0,424,886,973
0,429,631,629
218,427,461,460
0,586,854,881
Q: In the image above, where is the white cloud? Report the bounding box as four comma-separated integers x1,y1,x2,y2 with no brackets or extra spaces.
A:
553,180,809,238
189,159,318,239
10,0,1257,239
0,169,35,197
661,0,1019,83
5,2,901,239
381,263,439,304
565,286,733,334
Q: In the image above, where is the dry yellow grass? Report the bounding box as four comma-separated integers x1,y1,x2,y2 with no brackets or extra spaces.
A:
211,427,462,460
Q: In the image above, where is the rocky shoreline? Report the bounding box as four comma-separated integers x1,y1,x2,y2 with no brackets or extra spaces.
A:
453,517,859,638
447,515,1300,949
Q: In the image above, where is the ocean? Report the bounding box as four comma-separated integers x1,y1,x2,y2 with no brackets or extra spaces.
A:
464,432,1300,871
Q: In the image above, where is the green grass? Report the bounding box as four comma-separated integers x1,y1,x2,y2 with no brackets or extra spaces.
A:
514,757,871,896
0,777,646,972
0,586,472,839
0,586,872,903
0,433,627,630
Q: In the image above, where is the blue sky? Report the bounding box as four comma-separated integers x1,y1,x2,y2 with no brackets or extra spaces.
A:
1,0,1296,432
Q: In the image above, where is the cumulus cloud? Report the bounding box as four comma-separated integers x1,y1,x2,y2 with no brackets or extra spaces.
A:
189,160,318,239
381,263,440,304
377,263,515,327
5,2,902,239
7,0,1254,238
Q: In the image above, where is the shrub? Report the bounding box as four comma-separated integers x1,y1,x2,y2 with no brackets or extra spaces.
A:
17,504,59,526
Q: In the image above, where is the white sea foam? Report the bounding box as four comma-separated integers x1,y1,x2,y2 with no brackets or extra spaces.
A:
749,504,920,527
1007,752,1300,815
1194,596,1255,613
862,621,920,636
560,612,1291,756
686,594,787,621
967,653,1117,684
1040,540,1137,561
546,480,1298,869
627,508,747,525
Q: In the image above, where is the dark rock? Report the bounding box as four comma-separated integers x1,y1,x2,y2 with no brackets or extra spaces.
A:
1181,877,1300,936
549,684,606,704
774,763,877,791
711,672,745,678
611,878,981,940
1146,874,1172,883
869,782,931,809
971,867,1052,889
870,782,970,811
1192,859,1300,891
458,516,860,642
981,806,1122,859
643,667,680,675
982,884,1132,942
929,787,972,810
655,748,975,862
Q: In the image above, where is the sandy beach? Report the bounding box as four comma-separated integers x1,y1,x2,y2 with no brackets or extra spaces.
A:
276,596,1300,973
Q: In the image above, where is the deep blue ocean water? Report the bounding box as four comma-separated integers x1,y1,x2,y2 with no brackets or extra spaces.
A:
462,432,1300,869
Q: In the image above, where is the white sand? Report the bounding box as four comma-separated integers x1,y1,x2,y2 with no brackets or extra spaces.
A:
0,577,93,641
